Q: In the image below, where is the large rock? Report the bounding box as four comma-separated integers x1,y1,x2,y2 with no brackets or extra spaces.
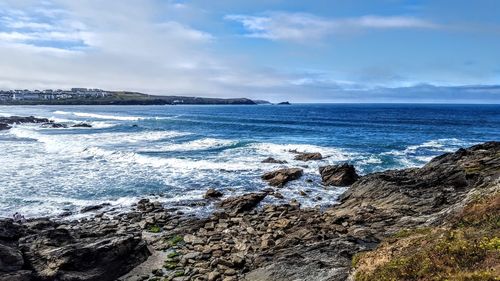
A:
261,157,288,164
0,116,50,124
0,217,151,281
327,141,500,235
71,123,92,128
0,123,11,131
204,188,223,199
41,122,67,128
20,226,150,281
319,163,359,186
218,192,267,213
293,152,322,161
0,244,24,272
261,168,303,187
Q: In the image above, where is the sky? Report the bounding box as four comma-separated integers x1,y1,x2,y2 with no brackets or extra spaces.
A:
0,0,499,103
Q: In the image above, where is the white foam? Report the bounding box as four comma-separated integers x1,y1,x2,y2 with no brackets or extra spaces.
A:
53,110,174,121
82,147,257,171
8,127,190,154
160,138,238,151
250,142,352,162
405,138,468,153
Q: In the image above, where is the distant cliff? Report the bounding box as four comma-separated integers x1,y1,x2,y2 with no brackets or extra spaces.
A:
0,90,266,105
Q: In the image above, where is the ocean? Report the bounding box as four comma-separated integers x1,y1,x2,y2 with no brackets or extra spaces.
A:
1,104,499,218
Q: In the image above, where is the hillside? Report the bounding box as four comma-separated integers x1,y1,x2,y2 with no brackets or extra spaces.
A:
0,90,262,105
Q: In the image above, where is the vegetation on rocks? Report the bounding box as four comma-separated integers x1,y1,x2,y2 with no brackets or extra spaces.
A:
352,192,500,281
147,225,162,233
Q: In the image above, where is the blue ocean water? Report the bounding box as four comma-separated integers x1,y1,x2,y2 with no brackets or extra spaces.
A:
0,104,499,218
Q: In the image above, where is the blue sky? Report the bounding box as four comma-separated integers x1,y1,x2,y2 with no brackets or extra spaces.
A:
0,0,499,102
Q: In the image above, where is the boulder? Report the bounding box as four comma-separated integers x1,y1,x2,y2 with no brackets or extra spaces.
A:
319,163,359,186
261,157,288,164
0,123,11,131
0,116,50,124
19,226,150,281
80,203,111,213
204,188,223,199
218,193,267,213
71,123,92,128
41,122,67,128
293,152,323,161
261,168,303,187
0,244,24,272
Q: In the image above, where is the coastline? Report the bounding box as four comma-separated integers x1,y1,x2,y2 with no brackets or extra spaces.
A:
1,141,498,281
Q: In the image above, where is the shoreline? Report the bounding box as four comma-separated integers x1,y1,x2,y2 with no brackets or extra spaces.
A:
1,141,498,281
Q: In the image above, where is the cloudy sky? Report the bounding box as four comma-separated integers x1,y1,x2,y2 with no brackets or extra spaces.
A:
1,0,499,103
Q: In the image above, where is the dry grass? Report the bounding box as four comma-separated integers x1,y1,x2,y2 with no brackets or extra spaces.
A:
353,192,500,281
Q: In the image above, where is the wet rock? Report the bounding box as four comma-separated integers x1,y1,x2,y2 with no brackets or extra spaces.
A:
293,152,323,161
0,270,32,281
261,157,288,164
218,193,267,213
41,122,67,128
319,163,359,186
204,188,223,200
0,123,11,131
261,168,303,187
0,244,24,272
328,141,500,232
0,116,50,124
80,203,111,213
19,224,150,281
71,123,92,128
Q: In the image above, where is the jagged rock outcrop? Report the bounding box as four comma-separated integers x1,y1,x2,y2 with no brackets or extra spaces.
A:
261,157,288,164
0,218,150,281
0,123,11,131
0,116,50,124
319,163,359,186
261,168,303,187
218,192,267,213
204,188,224,199
326,141,500,236
293,152,323,161
71,123,92,128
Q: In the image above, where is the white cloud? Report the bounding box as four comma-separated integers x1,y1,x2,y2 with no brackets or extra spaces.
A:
0,0,297,100
225,12,440,42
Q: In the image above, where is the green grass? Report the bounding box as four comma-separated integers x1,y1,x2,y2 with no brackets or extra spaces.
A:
166,235,184,247
147,225,161,233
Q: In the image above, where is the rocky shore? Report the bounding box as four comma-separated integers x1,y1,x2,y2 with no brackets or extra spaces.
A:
1,142,499,281
0,116,92,130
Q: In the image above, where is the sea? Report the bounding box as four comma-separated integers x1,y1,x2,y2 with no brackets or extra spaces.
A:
1,104,499,218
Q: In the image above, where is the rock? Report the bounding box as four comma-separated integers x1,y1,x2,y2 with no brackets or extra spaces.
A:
204,188,223,199
71,123,92,128
80,203,111,213
0,123,11,131
293,152,323,161
0,270,32,281
184,234,204,245
207,271,221,281
277,101,291,105
261,168,303,187
0,220,23,240
319,163,359,186
218,193,267,213
18,222,150,281
261,157,288,164
41,122,67,128
0,116,50,124
0,244,24,272
328,141,500,232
